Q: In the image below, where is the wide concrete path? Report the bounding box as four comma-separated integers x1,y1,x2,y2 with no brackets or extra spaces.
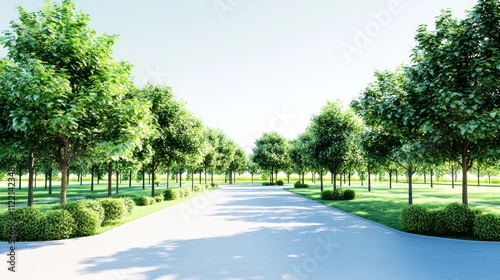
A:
1,185,499,279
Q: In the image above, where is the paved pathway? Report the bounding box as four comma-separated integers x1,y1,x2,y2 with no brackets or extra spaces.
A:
1,185,499,279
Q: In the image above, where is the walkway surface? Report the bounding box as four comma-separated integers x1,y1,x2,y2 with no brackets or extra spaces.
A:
1,185,499,280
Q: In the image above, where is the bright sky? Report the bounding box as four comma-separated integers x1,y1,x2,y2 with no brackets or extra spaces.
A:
0,0,478,153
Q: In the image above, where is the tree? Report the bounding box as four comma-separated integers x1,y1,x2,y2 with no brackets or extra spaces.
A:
288,133,312,185
309,101,361,191
405,0,500,204
141,84,204,195
0,1,152,203
246,157,260,183
228,145,247,184
252,132,288,184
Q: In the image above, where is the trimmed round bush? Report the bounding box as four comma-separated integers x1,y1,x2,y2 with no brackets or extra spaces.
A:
154,194,165,203
276,180,284,186
193,185,205,193
443,203,475,236
137,196,151,206
321,190,333,200
262,182,277,186
431,209,448,236
332,188,345,200
180,188,191,197
294,181,308,188
163,189,177,201
43,209,75,240
122,197,135,216
211,182,219,188
147,197,156,205
343,189,356,200
100,198,126,221
12,207,45,241
474,214,500,241
0,212,9,241
60,203,100,237
400,205,433,234
78,199,105,225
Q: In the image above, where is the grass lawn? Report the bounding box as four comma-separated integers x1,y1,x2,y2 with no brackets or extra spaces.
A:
287,181,500,231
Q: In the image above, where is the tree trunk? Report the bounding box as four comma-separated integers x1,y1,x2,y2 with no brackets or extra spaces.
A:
424,171,426,184
107,162,113,198
333,170,337,191
408,164,413,205
18,166,22,190
27,151,35,207
389,170,392,189
251,173,254,183
191,170,195,191
91,165,94,191
477,165,480,187
451,165,455,189
129,171,132,187
430,169,434,188
142,168,145,190
461,148,469,205
199,171,202,184
59,163,70,204
167,170,170,189
44,170,48,189
151,165,155,197
395,170,399,183
179,172,182,188
320,171,323,192
301,172,305,185
205,171,208,184
116,171,119,194
368,165,371,192
211,172,214,184
48,169,53,195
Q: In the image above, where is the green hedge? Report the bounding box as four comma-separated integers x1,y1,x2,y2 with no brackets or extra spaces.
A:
154,194,164,203
122,197,135,216
100,198,126,221
443,203,476,236
276,180,284,186
78,199,105,225
400,205,433,234
321,190,333,200
163,189,177,201
3,207,45,241
294,181,309,188
321,188,356,201
43,209,75,240
343,189,356,200
60,202,100,237
138,196,152,206
474,214,500,241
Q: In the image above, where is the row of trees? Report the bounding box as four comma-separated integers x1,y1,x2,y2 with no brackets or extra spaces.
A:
0,0,247,206
250,0,500,205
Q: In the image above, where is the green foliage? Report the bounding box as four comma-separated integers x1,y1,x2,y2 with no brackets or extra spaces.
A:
10,207,45,241
122,197,135,216
193,185,205,192
211,182,219,187
59,202,100,237
276,180,284,186
137,196,152,206
100,198,126,221
343,189,356,200
179,188,191,197
294,181,309,188
43,209,75,240
154,194,164,203
262,182,277,186
474,214,500,241
78,199,105,225
252,132,289,180
0,213,9,240
332,188,345,200
443,203,476,236
163,189,178,201
321,190,333,200
431,209,448,236
148,197,157,205
400,205,433,234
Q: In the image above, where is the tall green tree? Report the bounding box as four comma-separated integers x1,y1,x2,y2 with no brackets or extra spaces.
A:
309,101,361,191
405,0,500,204
0,0,152,203
252,132,288,184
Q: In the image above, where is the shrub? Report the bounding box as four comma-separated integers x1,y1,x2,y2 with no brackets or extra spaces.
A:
211,182,219,187
321,190,334,200
7,207,45,241
147,196,157,205
343,189,356,200
122,197,135,216
276,180,284,186
443,203,476,236
332,188,345,200
0,213,9,241
163,189,177,201
61,203,100,237
474,214,500,241
100,198,126,221
400,205,433,234
154,194,165,203
431,209,448,236
262,182,277,186
137,196,151,206
205,184,210,189
78,199,105,225
194,185,205,192
294,181,309,188
43,209,75,240
180,188,191,197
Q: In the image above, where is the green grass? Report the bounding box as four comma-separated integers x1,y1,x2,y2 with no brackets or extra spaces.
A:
287,181,500,231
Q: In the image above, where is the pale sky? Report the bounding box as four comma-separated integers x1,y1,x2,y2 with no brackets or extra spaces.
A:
0,0,478,153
